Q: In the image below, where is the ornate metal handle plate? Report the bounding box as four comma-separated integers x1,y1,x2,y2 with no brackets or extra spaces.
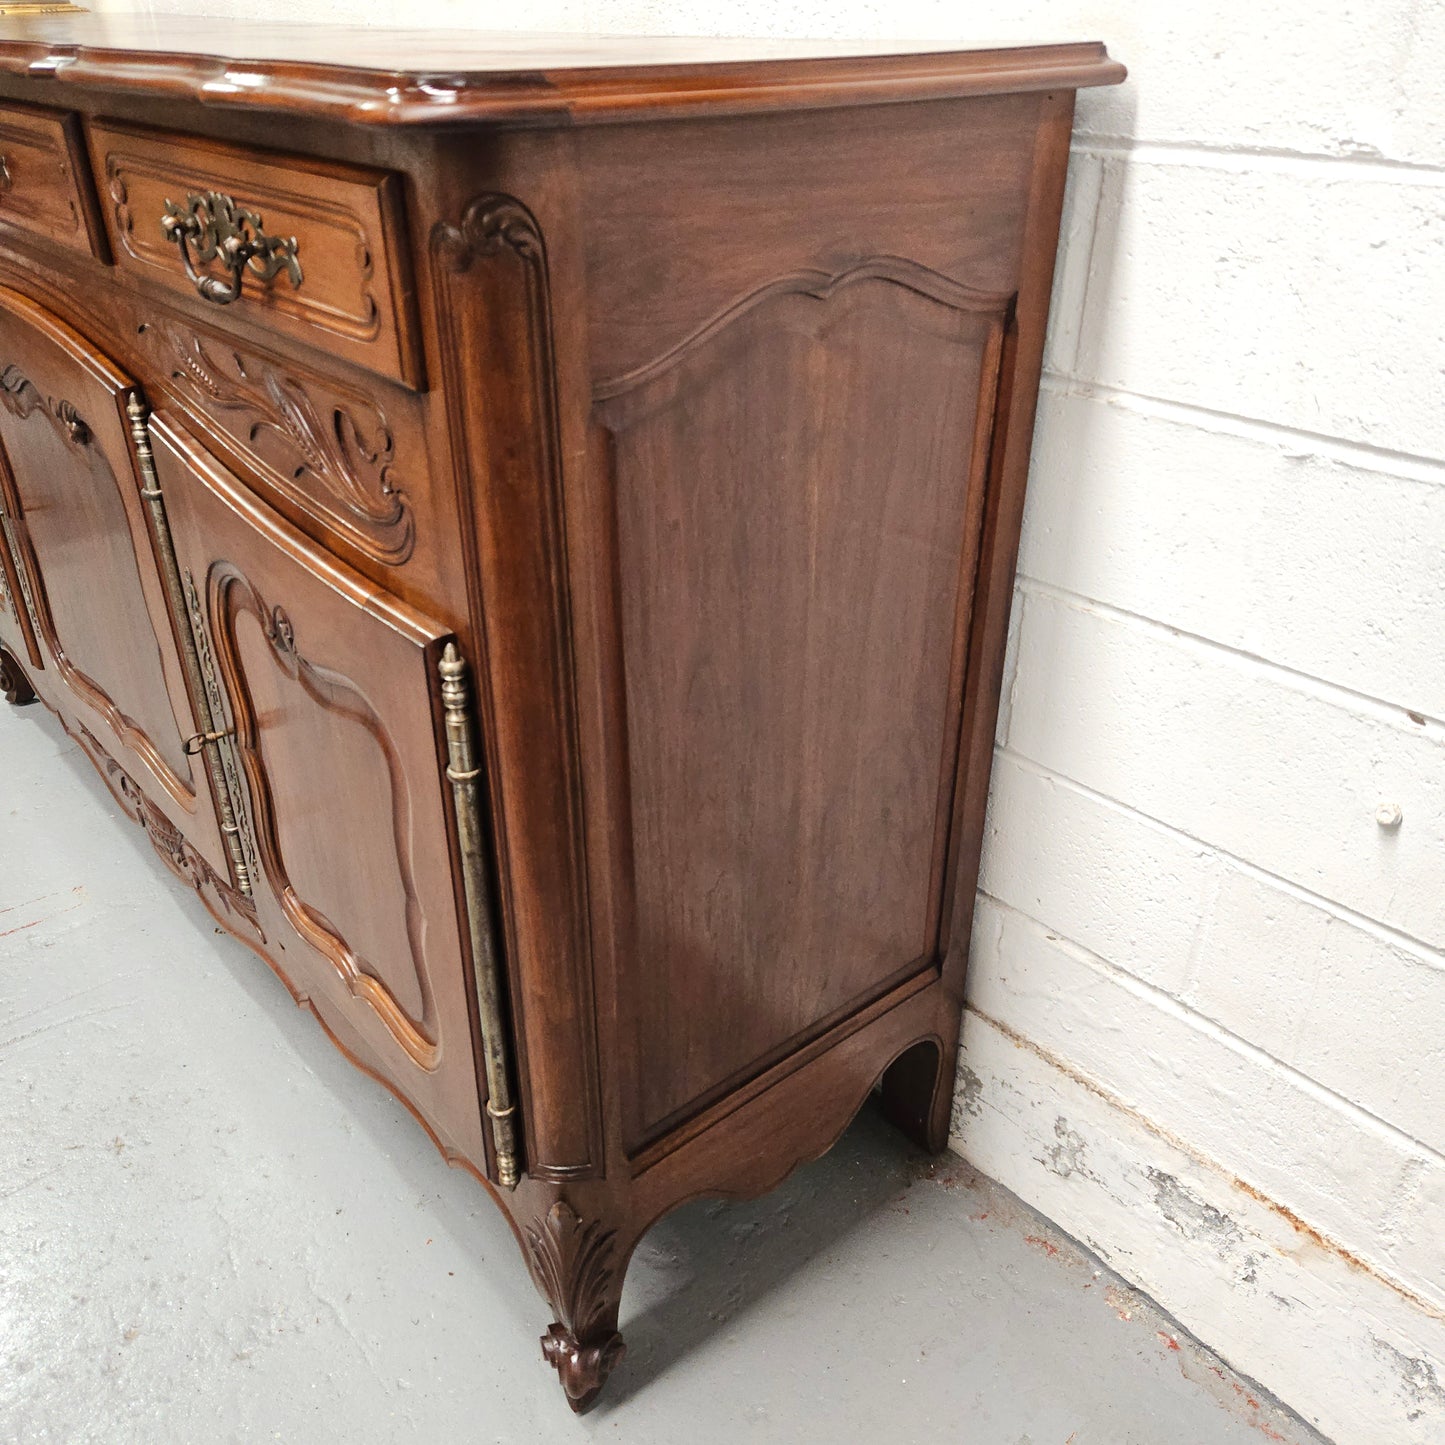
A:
160,190,303,306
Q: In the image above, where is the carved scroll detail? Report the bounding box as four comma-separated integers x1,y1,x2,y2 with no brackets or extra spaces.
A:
433,195,542,270
0,364,91,446
525,1202,627,1411
149,321,414,563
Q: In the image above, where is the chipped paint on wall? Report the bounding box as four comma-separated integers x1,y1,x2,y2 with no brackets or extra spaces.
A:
1372,1337,1445,1425
957,1007,1445,1445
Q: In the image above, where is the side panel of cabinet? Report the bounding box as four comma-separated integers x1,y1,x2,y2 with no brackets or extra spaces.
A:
571,99,1034,1154
0,285,230,873
148,416,487,1164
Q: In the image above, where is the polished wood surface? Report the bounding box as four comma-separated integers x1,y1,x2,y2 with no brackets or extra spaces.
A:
0,28,1123,1410
91,121,421,386
0,99,104,260
0,18,1123,125
0,284,232,870
152,417,489,1164
607,276,1003,1146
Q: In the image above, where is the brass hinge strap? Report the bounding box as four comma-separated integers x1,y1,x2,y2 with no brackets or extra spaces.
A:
126,391,253,898
0,509,41,644
439,641,521,1190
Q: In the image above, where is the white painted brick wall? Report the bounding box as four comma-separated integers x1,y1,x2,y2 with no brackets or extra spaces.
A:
94,1,1445,1438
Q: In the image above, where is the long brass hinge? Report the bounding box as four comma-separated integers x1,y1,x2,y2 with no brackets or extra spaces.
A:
126,391,254,898
0,503,41,648
438,642,521,1189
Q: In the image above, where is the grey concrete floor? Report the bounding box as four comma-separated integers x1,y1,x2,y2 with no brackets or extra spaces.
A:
0,699,1328,1445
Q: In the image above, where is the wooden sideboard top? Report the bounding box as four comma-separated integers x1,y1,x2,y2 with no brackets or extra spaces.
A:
0,17,1124,126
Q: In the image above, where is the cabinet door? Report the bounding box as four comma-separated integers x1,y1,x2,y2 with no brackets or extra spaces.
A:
148,415,487,1163
0,286,231,873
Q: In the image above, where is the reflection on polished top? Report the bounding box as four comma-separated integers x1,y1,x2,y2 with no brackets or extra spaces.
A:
0,14,1125,124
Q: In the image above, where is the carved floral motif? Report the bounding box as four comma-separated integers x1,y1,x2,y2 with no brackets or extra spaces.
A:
148,321,414,563
525,1202,626,1411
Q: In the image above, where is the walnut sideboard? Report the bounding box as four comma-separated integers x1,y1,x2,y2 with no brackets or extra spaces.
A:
0,19,1123,1410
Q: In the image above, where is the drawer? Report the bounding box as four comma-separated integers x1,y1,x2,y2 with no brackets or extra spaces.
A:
89,122,421,388
0,101,106,261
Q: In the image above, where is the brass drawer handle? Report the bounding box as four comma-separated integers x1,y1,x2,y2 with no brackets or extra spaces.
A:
160,190,303,306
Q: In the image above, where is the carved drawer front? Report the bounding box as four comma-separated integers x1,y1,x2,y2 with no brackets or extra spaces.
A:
148,414,488,1164
90,122,421,388
0,101,106,261
136,316,418,568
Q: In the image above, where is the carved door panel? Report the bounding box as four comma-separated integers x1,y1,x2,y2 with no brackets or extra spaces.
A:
148,415,487,1162
596,264,1011,1150
0,285,231,871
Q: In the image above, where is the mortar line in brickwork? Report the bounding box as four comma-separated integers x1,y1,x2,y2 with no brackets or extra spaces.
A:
1014,575,1445,732
1039,374,1445,490
962,1003,1445,1326
974,888,1445,1174
1071,134,1445,182
991,746,1445,977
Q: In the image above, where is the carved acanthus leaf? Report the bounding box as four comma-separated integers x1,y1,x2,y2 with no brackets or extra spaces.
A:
151,322,413,560
524,1202,620,1340
525,1201,627,1409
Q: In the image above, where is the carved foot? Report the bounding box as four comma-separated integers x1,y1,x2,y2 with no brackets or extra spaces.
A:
0,647,35,705
525,1198,630,1411
541,1321,627,1413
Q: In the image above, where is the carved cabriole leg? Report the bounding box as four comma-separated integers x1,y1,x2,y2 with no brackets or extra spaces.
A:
521,1193,630,1412
0,645,34,704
